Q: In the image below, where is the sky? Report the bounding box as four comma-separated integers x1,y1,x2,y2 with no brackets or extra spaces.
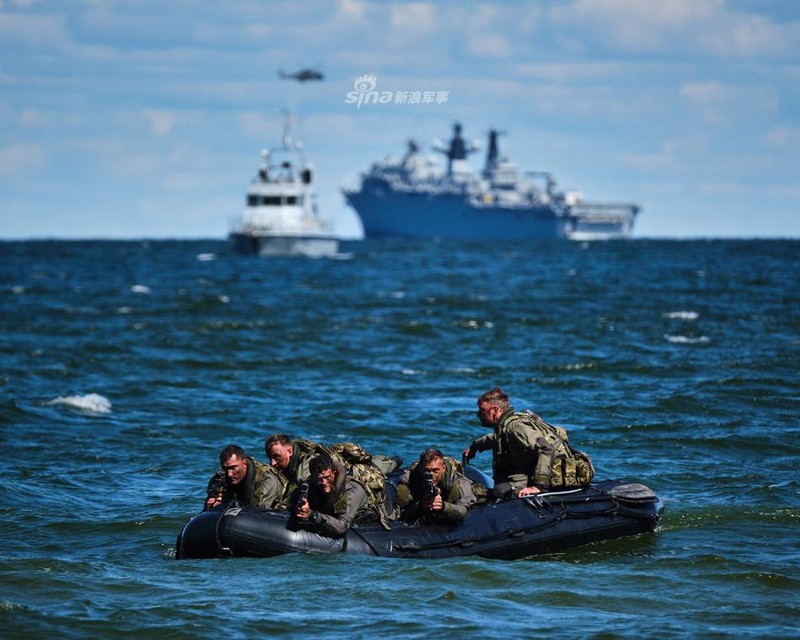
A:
0,0,798,240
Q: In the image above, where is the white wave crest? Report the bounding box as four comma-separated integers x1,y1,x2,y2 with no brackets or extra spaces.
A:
130,284,151,294
663,311,699,320
47,393,112,414
665,334,709,344
196,253,216,261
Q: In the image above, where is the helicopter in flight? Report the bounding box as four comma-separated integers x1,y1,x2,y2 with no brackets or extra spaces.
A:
278,67,324,82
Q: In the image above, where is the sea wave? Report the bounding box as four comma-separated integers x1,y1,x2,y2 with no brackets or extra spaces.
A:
3,238,799,639
46,393,112,414
664,334,710,344
663,311,699,320
130,284,151,294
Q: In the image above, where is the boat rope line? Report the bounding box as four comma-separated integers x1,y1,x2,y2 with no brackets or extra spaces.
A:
391,509,569,553
541,494,625,519
538,488,584,498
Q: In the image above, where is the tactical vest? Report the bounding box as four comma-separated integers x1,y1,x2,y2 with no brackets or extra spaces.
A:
503,411,595,490
252,459,289,507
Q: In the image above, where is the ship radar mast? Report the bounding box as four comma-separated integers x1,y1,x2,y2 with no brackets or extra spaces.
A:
434,122,480,175
483,129,507,177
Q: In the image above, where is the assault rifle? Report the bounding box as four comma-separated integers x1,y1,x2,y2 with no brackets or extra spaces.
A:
204,471,226,511
422,470,440,508
295,480,310,518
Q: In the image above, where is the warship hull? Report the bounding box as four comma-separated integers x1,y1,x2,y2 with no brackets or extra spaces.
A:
345,189,571,240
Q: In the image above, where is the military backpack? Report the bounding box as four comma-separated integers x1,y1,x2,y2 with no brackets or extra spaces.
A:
295,439,388,506
519,410,595,490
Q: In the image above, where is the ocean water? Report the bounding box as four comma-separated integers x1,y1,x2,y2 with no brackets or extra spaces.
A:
1,238,798,639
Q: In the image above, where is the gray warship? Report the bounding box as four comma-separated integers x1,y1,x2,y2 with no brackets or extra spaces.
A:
342,123,640,240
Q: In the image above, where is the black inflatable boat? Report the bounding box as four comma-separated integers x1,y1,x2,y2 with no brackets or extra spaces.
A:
176,470,663,560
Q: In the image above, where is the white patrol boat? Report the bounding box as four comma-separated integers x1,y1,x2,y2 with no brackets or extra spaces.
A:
229,111,340,257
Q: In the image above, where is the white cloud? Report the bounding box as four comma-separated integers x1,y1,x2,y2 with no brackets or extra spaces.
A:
680,81,779,125
680,81,730,104
549,0,800,58
764,127,800,150
697,181,749,196
242,23,272,39
18,109,49,128
338,0,367,22
550,0,723,51
143,110,177,137
0,0,40,10
0,12,73,49
390,2,436,33
704,13,796,57
114,153,159,177
622,136,703,172
517,61,627,82
162,171,204,191
465,33,513,59
238,111,277,138
0,143,47,177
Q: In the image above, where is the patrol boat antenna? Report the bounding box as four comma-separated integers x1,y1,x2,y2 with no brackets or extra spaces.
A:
280,109,295,151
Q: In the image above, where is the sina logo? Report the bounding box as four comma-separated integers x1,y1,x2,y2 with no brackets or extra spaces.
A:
345,74,393,109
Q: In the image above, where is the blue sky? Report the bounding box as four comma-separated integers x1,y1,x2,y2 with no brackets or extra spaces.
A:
1,0,798,239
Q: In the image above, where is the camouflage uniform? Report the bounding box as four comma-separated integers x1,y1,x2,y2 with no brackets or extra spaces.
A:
469,407,578,492
285,439,397,508
205,456,287,510
396,457,476,524
295,460,373,538
283,440,318,486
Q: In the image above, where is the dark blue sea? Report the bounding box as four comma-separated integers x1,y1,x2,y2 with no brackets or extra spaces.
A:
1,238,798,639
